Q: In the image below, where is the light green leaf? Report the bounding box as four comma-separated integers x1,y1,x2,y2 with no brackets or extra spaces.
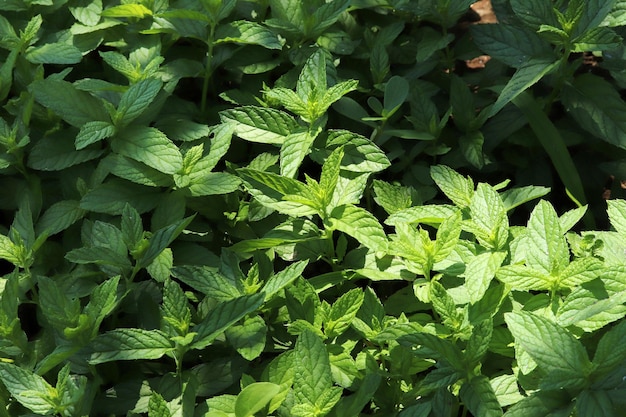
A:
490,58,558,116
138,216,194,269
592,319,626,377
459,375,502,417
325,288,364,338
280,130,316,178
607,199,626,235
115,78,163,127
322,80,359,110
75,121,116,150
36,200,86,236
216,20,281,49
557,281,626,328
329,204,388,253
263,260,308,300
0,363,55,415
502,390,573,417
172,265,242,301
372,180,413,215
526,200,569,275
191,292,265,350
500,186,550,211
69,0,102,25
89,329,174,364
319,147,344,207
148,392,171,417
434,210,462,262
490,374,523,408
235,382,281,417
325,130,390,173
297,49,327,102
225,315,267,361
385,205,458,226
25,42,82,64
31,78,109,127
83,275,120,337
572,27,622,52
147,248,173,282
460,131,485,169
496,264,551,291
504,311,590,377
220,106,298,144
106,154,174,187
468,183,509,250
559,206,588,232
431,165,474,208
101,3,153,17
187,172,241,196
112,126,182,175
556,257,602,289
465,252,507,304
293,330,333,408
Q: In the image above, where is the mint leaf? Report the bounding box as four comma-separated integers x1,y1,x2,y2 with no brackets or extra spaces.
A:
28,134,104,171
504,311,590,378
215,20,282,49
471,24,553,68
325,288,364,338
431,165,474,208
172,265,242,301
75,121,116,150
328,204,388,253
0,363,55,414
263,260,308,300
293,330,333,408
36,200,86,236
510,0,558,30
25,42,82,64
459,375,502,417
220,106,298,144
80,179,161,215
234,382,281,417
115,78,163,127
112,126,183,175
225,315,267,361
526,200,569,275
89,329,175,364
465,252,507,304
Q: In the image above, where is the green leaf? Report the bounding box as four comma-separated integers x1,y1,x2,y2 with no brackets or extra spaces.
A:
263,260,308,300
372,180,413,215
112,126,183,175
0,363,55,415
83,276,120,338
562,74,626,151
607,199,626,235
434,210,462,262
576,389,615,417
293,330,333,408
386,205,458,226
526,200,569,275
121,203,143,250
31,78,109,127
325,130,390,173
490,58,558,116
496,264,550,291
471,24,553,68
216,20,282,49
398,332,465,370
235,382,281,417
28,134,105,171
138,216,194,269
504,310,590,377
75,121,116,150
430,281,462,331
89,329,174,364
106,154,173,187
572,27,622,52
220,106,298,144
65,246,132,269
325,288,364,338
36,200,86,236
280,130,317,178
459,375,502,417
172,265,242,301
191,292,265,350
573,0,617,36
431,165,474,208
115,78,163,127
80,179,161,215
147,248,173,282
501,186,551,211
101,3,153,18
318,146,344,208
25,42,82,64
591,318,626,377
225,315,267,361
465,252,507,304
148,392,171,417
468,183,509,250
502,390,574,417
510,0,559,30
329,204,388,253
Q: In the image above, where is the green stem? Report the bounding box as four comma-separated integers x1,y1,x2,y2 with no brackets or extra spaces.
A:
200,24,217,115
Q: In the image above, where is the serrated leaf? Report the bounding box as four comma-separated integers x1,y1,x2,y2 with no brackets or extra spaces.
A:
510,0,559,30
431,165,474,208
572,26,622,52
83,275,120,337
80,179,161,215
490,58,558,116
293,330,333,407
35,200,86,236
496,264,551,291
325,288,364,338
106,154,174,187
607,199,626,235
504,311,590,377
25,42,82,64
592,319,626,377
469,183,509,250
263,260,308,300
280,130,316,178
31,78,109,127
526,200,569,275
28,134,105,171
112,126,183,175
471,24,553,68
574,0,617,36
465,252,507,303
220,106,298,144
138,216,194,269
459,375,502,417
191,292,265,350
434,210,461,262
172,265,242,301
502,390,574,417
398,332,465,370
0,363,55,414
187,172,241,196
372,180,412,215
386,204,458,226
329,204,387,253
101,3,152,17
326,130,390,173
148,392,171,417
501,186,550,211
75,121,116,150
225,315,267,361
89,329,174,364
562,74,626,150
216,20,282,49
116,78,163,126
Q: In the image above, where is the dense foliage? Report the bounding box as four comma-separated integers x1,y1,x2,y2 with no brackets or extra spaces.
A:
2,0,626,416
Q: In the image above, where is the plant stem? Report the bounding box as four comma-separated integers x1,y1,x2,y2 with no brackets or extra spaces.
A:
200,24,217,116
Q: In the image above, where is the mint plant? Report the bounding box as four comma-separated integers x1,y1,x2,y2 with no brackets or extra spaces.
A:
2,0,626,416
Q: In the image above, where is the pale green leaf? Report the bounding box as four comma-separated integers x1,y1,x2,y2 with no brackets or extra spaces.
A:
504,311,590,376
172,265,242,301
225,315,267,361
101,3,152,17
326,130,390,173
89,329,174,364
526,200,569,275
112,126,183,175
607,199,626,235
434,210,462,262
496,264,551,291
459,375,502,417
187,172,241,196
0,363,54,415
500,185,550,211
25,42,82,64
385,204,457,226
216,20,281,49
146,248,173,282
329,204,388,253
148,392,171,417
326,288,364,338
431,165,474,208
293,330,333,407
75,121,116,150
235,382,281,417
263,260,308,300
469,183,509,250
280,130,316,178
220,106,298,144
465,252,507,304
